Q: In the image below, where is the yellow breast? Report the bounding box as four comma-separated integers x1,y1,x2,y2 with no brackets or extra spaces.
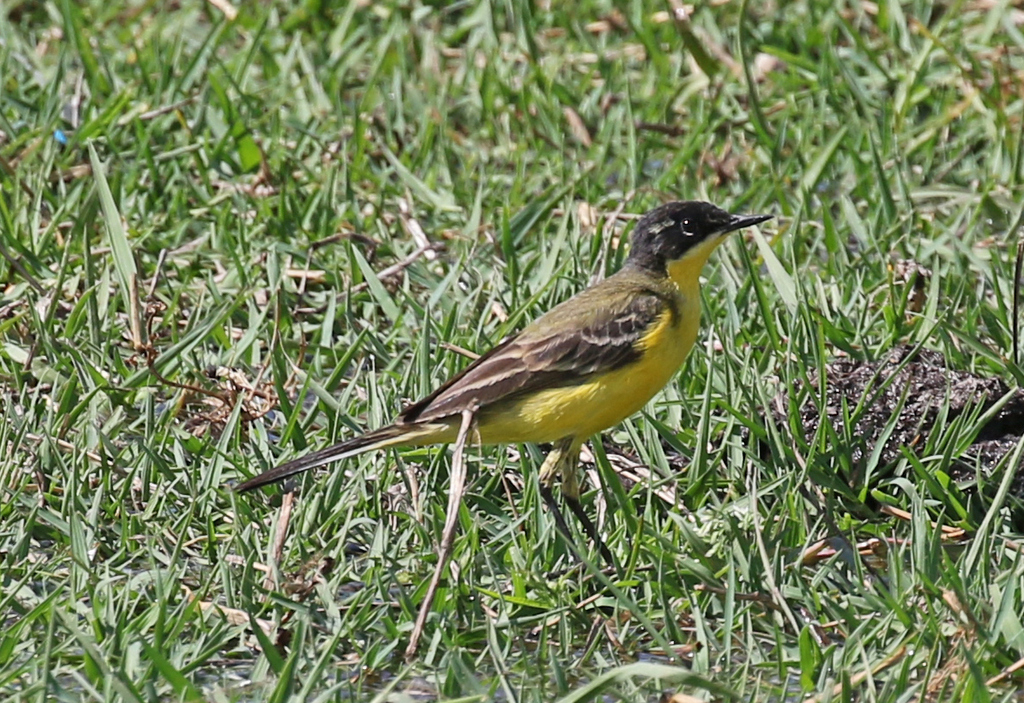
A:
476,290,700,444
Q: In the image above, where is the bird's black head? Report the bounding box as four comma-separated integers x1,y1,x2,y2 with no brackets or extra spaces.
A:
626,201,772,273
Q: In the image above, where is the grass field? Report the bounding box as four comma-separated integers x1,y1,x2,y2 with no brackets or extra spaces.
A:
3,0,1024,700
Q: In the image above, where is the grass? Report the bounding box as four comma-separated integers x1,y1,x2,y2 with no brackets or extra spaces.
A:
2,0,1024,700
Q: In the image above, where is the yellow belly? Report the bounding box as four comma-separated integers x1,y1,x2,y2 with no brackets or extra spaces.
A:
474,304,699,444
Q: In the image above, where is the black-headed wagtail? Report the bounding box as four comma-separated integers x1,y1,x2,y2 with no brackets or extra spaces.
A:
236,201,772,563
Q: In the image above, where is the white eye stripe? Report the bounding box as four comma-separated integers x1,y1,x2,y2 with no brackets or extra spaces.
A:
646,219,674,235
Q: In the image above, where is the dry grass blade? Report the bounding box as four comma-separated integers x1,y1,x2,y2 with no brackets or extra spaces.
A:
265,492,295,592
405,407,475,660
986,653,1024,686
801,646,907,703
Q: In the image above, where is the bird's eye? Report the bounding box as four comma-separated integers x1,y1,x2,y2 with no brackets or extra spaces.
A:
682,219,691,229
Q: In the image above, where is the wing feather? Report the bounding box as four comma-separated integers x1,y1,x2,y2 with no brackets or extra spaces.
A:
399,289,669,424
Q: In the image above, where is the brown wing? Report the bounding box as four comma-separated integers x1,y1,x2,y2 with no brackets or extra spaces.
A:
399,286,669,424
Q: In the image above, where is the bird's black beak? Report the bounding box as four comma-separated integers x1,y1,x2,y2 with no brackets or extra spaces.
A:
722,213,773,235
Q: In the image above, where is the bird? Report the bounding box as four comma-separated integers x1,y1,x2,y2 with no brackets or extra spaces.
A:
235,200,772,563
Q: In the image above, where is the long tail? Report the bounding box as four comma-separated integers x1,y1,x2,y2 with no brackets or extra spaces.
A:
233,422,450,492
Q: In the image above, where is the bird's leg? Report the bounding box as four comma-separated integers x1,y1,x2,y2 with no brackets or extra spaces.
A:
537,437,573,488
562,495,614,568
558,450,615,567
538,438,615,567
539,483,580,558
538,439,579,559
